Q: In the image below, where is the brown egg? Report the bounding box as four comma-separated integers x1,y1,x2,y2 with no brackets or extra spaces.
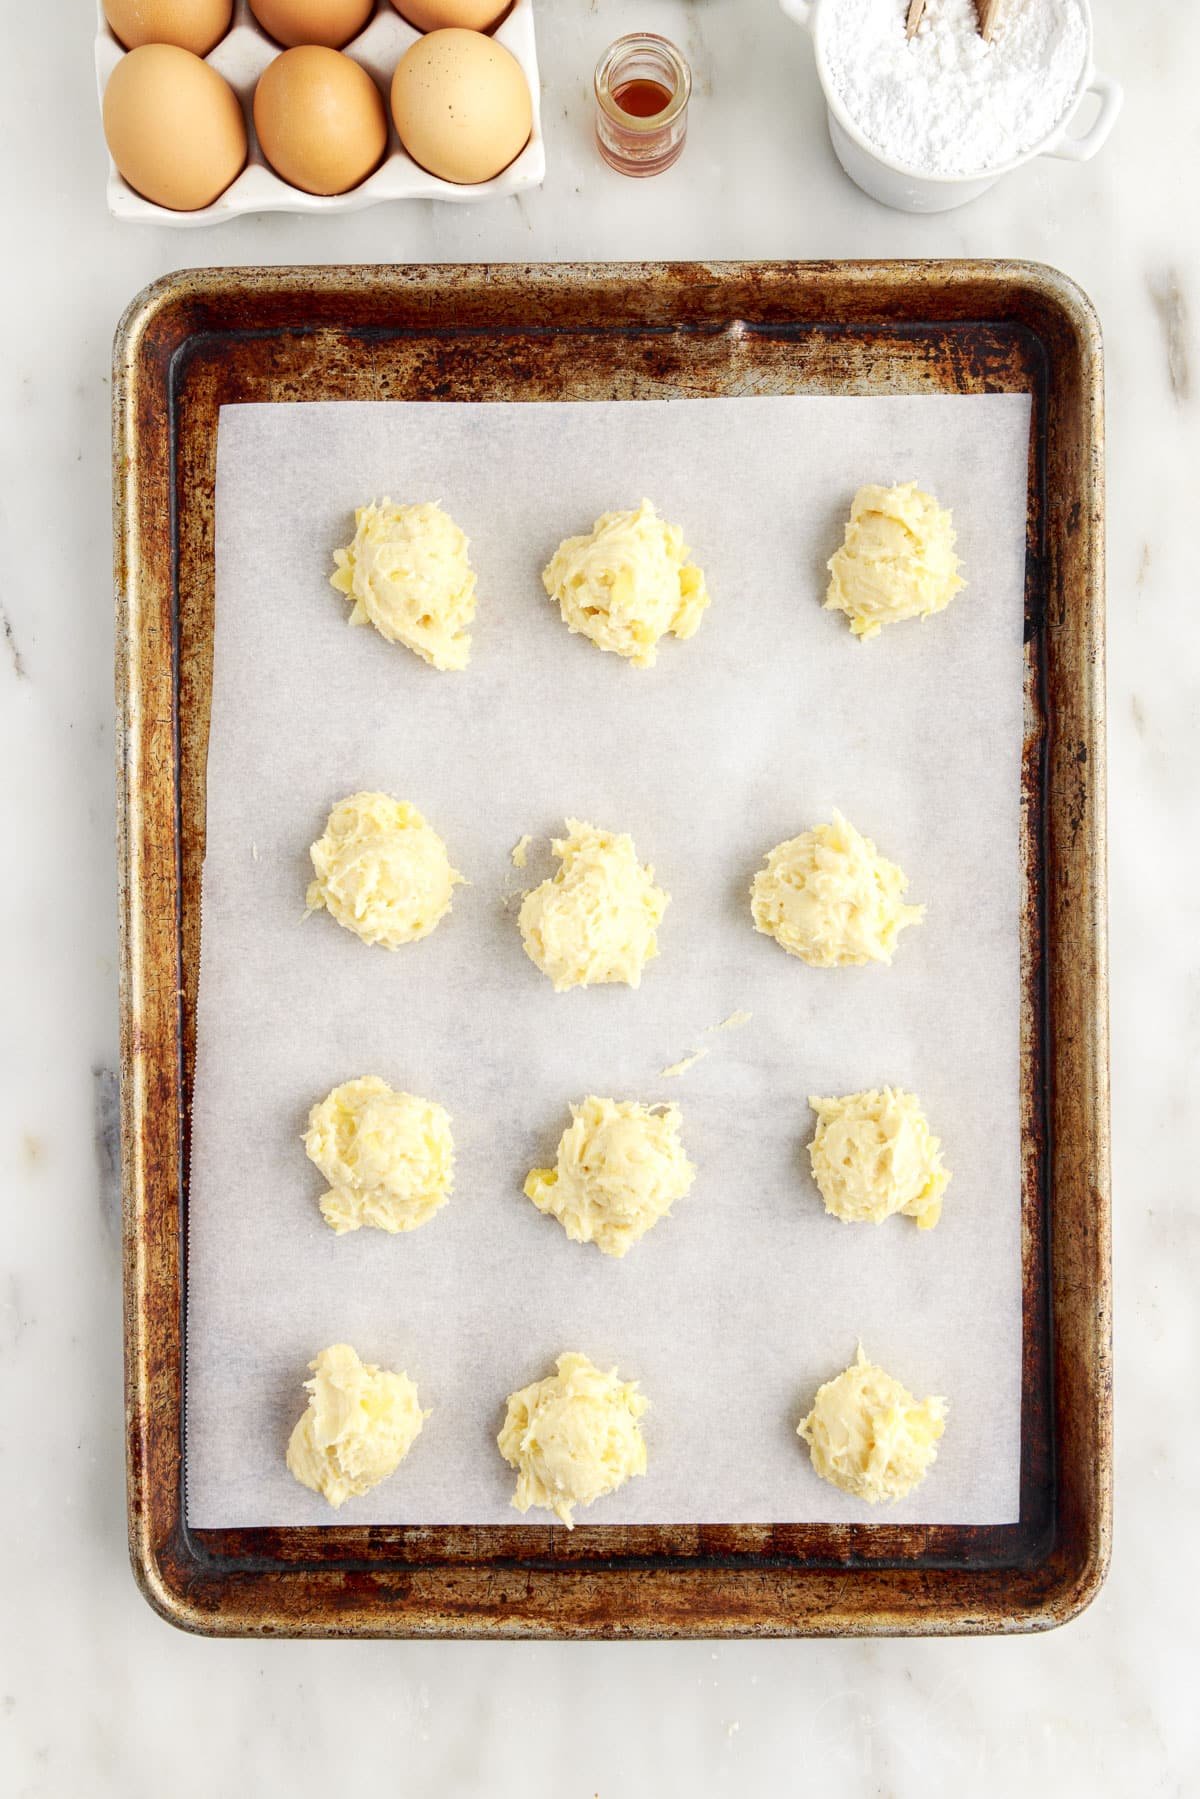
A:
391,0,510,30
248,0,375,49
391,28,531,185
104,0,233,55
102,44,247,211
254,47,389,195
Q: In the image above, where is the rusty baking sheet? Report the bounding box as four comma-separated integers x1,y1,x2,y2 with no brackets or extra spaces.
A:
114,261,1110,1638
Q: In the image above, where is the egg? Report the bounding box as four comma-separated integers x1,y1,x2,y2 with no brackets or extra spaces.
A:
391,0,511,30
248,0,375,49
104,0,232,55
102,44,247,211
390,28,532,185
254,47,389,195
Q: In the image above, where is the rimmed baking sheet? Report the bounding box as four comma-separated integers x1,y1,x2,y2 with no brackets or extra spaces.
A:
115,263,1110,1636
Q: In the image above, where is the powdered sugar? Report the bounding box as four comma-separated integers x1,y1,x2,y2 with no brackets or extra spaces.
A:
821,0,1089,177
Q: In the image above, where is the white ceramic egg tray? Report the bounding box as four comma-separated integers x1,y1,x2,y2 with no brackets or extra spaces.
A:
94,0,544,224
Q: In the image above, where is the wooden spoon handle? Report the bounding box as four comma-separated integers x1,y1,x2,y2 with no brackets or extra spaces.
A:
976,0,1008,39
906,0,927,38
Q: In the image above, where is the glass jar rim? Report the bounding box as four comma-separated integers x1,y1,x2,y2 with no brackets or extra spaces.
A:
594,32,692,132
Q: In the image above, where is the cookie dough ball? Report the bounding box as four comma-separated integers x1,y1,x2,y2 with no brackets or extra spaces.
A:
498,1351,648,1527
797,1344,947,1505
750,810,923,968
542,499,709,668
825,482,964,641
330,499,477,672
808,1088,949,1230
304,1076,455,1234
286,1343,427,1509
518,819,668,991
525,1097,695,1258
306,792,462,949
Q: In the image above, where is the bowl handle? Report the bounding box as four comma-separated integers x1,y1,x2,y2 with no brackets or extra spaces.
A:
1043,73,1123,162
778,0,815,30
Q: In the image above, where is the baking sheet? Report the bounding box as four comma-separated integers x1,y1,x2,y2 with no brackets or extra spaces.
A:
186,392,1030,1528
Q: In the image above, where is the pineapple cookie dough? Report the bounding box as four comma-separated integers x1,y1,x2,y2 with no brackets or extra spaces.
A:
825,481,964,640
797,1345,947,1506
524,1097,695,1258
304,1077,455,1235
330,499,477,671
751,810,923,967
306,791,461,949
518,819,668,991
542,499,709,667
498,1351,649,1527
286,1343,426,1509
808,1088,950,1230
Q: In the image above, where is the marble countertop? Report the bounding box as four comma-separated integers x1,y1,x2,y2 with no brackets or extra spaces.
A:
2,1,1193,1792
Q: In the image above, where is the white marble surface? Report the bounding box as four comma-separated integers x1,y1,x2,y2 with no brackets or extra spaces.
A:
0,1,1193,1792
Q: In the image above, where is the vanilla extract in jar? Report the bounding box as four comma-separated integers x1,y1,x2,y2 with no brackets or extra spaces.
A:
613,78,673,119
594,33,691,177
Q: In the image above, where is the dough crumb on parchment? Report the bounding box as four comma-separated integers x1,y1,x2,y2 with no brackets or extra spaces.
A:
661,1011,752,1078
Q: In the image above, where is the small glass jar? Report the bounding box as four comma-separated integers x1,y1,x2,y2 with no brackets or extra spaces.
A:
594,33,692,178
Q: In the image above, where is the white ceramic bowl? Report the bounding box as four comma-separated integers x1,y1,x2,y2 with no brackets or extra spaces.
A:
94,0,545,226
780,0,1121,213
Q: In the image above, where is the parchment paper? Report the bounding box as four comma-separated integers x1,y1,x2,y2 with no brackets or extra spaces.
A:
186,392,1031,1527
